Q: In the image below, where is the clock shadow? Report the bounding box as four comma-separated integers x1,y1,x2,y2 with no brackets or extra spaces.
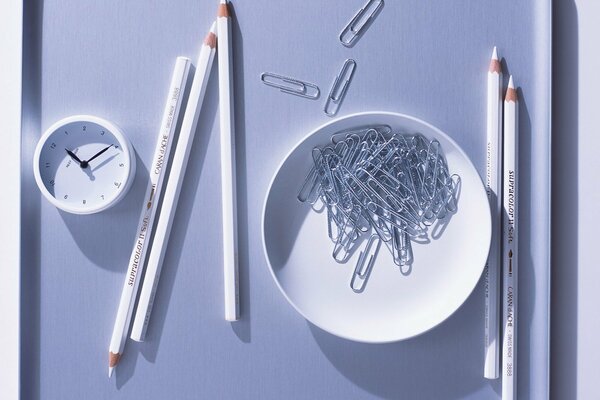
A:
91,153,119,174
59,150,149,272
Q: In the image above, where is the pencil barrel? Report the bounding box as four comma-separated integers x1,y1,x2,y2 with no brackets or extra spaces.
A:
218,8,240,321
502,91,518,399
109,57,190,355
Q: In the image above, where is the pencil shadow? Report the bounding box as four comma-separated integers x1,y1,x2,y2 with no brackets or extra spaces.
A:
115,338,144,389
550,1,579,399
229,2,252,343
133,62,220,372
499,58,510,81
20,1,43,399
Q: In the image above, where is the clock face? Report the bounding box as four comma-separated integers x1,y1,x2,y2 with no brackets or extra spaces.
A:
34,116,136,214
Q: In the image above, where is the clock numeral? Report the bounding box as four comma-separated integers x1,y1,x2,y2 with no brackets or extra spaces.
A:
83,199,86,205
114,182,122,188
45,162,50,168
64,130,68,135
82,125,87,131
101,195,105,200
115,145,119,149
119,163,124,167
101,130,105,136
64,194,68,199
50,142,56,149
49,180,55,186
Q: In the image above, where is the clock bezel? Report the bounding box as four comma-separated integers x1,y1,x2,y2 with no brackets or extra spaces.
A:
33,115,136,215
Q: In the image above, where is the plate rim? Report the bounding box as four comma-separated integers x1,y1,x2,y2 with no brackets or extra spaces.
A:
261,110,491,343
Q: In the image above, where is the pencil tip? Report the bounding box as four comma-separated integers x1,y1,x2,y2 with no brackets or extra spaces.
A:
488,50,501,73
217,0,230,17
205,22,218,48
109,351,121,373
505,76,518,102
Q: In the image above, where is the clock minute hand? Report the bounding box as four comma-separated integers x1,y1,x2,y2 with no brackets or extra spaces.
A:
87,144,114,164
65,148,83,166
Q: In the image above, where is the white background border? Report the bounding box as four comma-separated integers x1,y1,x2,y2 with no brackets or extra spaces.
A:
0,1,22,399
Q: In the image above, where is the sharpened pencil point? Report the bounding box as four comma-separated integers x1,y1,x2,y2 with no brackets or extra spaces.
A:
489,47,501,73
218,0,230,17
204,22,218,48
109,351,121,372
505,75,518,102
109,366,114,378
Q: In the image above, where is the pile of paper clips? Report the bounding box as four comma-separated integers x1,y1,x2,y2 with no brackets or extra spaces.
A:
297,125,461,293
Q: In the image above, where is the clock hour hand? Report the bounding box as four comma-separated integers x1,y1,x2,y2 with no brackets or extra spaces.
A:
65,148,83,166
86,144,114,164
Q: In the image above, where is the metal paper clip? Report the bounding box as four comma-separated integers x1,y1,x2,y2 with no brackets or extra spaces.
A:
261,72,320,99
331,125,392,144
324,59,357,116
299,127,460,279
389,228,413,276
339,0,385,47
350,235,381,293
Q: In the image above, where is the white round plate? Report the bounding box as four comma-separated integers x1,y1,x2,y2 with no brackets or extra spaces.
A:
262,112,491,343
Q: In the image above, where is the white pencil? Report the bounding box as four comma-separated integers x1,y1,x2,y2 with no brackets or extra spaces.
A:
484,46,502,380
217,0,240,322
108,56,191,378
501,76,519,400
130,22,218,341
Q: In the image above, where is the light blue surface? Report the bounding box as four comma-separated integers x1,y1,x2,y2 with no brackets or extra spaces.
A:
21,0,551,399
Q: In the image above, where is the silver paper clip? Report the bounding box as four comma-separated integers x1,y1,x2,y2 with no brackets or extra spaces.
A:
260,72,320,99
324,59,356,117
339,0,385,47
350,234,381,293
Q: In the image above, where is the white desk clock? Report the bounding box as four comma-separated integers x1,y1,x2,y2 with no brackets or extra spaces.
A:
33,115,136,214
